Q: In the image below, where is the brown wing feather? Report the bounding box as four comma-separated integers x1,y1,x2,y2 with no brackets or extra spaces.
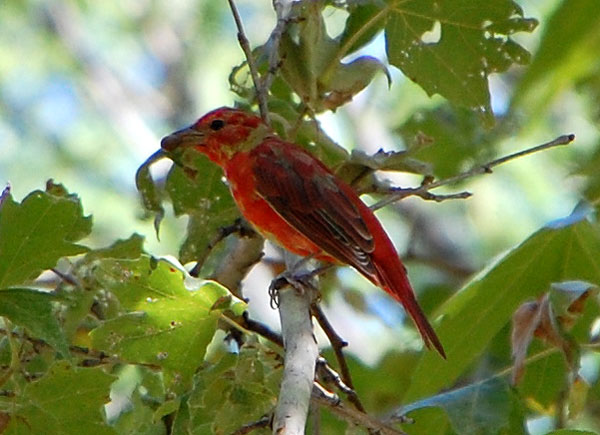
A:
251,140,376,277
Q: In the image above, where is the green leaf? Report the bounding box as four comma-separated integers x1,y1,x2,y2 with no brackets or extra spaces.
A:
516,351,565,408
0,182,91,288
397,105,497,178
90,256,246,393
174,342,280,434
4,361,116,435
399,378,525,435
278,1,387,112
549,280,599,318
112,389,166,435
511,0,600,116
339,2,387,54
404,214,600,402
322,56,390,111
385,0,537,124
0,288,69,356
166,157,240,265
135,150,167,237
85,233,145,261
545,431,598,435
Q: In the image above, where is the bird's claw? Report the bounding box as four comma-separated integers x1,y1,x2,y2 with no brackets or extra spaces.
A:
268,270,319,309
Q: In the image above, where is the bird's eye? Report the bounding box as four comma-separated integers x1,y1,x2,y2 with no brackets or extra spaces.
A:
209,119,225,131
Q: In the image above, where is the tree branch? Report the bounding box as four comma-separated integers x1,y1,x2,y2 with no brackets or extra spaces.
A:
372,134,575,211
207,223,265,298
311,304,366,413
312,385,405,435
272,252,320,435
260,0,294,98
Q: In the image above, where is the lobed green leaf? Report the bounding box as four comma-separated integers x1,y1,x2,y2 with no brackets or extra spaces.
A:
0,181,91,288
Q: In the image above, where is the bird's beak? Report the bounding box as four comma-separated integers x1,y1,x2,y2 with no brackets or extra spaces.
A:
160,126,205,152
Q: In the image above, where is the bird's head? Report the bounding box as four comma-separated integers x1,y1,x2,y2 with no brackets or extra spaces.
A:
161,107,267,167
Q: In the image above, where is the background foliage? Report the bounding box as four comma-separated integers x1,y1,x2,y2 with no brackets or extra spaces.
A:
1,0,600,434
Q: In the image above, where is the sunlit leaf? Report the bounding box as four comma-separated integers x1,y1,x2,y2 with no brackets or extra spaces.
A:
0,181,91,288
385,0,537,124
90,256,246,393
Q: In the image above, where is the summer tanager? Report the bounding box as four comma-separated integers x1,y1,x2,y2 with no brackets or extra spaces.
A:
161,107,445,357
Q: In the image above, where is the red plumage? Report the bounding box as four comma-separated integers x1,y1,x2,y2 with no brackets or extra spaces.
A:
161,107,445,358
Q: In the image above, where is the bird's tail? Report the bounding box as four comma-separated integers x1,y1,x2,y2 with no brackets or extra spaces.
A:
376,261,446,358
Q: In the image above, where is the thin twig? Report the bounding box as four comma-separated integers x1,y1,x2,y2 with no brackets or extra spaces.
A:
242,312,284,347
372,134,575,211
260,0,294,98
232,415,272,435
227,0,270,125
312,386,405,435
315,357,358,401
311,304,367,414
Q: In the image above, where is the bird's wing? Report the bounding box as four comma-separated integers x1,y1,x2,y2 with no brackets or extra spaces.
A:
251,139,377,278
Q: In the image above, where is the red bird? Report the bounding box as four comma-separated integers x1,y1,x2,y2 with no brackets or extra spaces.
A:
161,107,445,357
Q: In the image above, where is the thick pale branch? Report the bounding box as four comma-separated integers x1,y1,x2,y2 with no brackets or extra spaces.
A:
272,252,319,435
372,134,575,211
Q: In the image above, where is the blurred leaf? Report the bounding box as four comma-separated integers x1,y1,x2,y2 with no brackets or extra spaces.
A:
550,281,599,323
135,150,167,237
385,0,537,124
567,375,589,420
279,1,388,112
4,361,115,434
0,181,91,288
0,288,69,356
339,350,421,413
90,256,246,393
399,378,525,435
339,2,387,54
511,0,600,115
517,351,565,408
577,142,600,214
112,389,165,435
165,155,239,265
397,105,497,178
511,299,545,385
322,56,390,110
405,214,600,402
510,281,596,386
546,431,597,435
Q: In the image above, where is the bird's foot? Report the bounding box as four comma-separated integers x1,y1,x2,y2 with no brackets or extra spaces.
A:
268,269,319,309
